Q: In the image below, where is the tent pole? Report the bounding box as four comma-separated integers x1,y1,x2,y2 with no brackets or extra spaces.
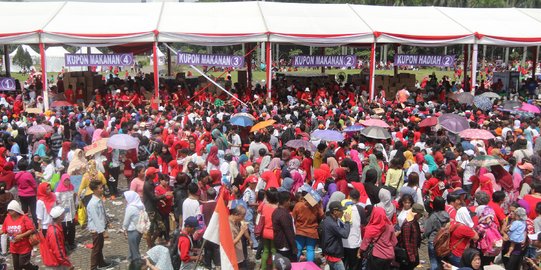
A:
369,42,376,102
3,45,10,77
265,41,271,99
463,44,468,90
152,41,159,110
39,42,49,110
394,44,399,77
320,47,325,74
167,43,172,77
245,43,253,93
471,43,478,94
532,46,538,79
87,47,91,72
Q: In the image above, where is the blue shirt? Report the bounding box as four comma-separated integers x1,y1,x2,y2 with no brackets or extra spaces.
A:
10,143,20,156
87,195,107,233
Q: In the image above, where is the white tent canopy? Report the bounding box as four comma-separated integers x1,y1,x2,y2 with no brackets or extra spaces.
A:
45,46,69,72
150,47,165,66
3,45,41,72
75,47,103,54
1,2,541,46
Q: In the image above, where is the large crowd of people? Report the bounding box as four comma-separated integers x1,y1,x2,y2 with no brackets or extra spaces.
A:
0,65,541,270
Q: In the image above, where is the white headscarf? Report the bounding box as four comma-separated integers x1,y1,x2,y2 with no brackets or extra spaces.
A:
7,200,23,215
456,207,474,228
124,191,145,210
376,189,396,221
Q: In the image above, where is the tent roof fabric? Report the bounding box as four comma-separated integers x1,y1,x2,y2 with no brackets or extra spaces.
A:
2,1,541,46
75,47,103,54
9,45,40,58
45,46,69,56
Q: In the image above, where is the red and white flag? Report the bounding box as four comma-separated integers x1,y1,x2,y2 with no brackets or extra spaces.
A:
203,191,238,270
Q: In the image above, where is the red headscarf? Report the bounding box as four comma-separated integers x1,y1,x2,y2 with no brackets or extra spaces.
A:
364,207,392,239
313,166,331,190
206,146,220,167
37,182,56,213
209,170,222,186
415,153,425,166
350,182,370,204
479,175,494,199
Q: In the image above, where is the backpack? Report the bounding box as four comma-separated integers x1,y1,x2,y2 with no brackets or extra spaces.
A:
169,229,182,270
135,210,150,234
433,222,463,258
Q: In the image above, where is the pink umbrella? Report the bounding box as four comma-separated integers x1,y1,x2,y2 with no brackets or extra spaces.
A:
459,128,495,140
291,262,320,270
361,118,390,128
520,103,541,114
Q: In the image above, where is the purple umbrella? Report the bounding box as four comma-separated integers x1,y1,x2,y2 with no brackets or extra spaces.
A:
285,139,317,152
438,113,469,134
311,129,344,142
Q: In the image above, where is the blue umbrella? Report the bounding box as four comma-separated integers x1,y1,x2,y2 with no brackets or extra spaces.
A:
229,115,254,127
311,129,344,142
343,124,364,132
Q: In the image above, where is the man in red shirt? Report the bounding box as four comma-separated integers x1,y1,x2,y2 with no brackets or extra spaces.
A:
65,84,74,103
177,216,200,268
488,191,507,224
524,183,541,220
445,192,464,220
76,83,85,104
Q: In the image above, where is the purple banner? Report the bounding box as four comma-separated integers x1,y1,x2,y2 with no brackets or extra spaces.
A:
177,52,244,68
64,53,134,67
0,77,15,91
394,54,455,67
291,55,356,67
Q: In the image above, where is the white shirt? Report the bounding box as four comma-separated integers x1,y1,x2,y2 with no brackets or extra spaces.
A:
231,134,242,157
181,197,201,229
343,202,362,248
36,200,53,229
462,160,475,185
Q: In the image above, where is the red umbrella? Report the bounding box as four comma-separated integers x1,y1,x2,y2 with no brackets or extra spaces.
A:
51,100,73,107
361,118,390,128
418,117,438,128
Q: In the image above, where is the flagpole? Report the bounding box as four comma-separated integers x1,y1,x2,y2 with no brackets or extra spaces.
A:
192,239,207,270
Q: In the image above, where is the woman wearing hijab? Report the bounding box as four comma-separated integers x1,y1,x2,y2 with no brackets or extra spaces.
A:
67,149,87,192
211,129,229,151
78,160,107,207
362,154,382,184
34,140,47,158
358,207,397,270
55,174,77,250
334,168,349,197
2,200,38,270
448,207,479,267
206,146,220,173
123,190,145,261
349,149,364,175
312,165,331,191
424,154,438,174
326,157,340,176
376,189,396,223
36,182,56,235
403,150,415,170
341,158,360,182
325,191,345,212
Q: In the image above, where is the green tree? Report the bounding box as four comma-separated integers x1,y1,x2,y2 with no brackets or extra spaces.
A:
12,47,32,69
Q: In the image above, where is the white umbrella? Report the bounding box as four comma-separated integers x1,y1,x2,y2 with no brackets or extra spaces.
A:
106,134,139,150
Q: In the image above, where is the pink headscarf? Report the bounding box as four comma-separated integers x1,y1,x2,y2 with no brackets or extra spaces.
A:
349,150,363,174
55,174,74,192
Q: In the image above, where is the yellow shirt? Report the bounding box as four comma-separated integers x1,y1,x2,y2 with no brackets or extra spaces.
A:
78,172,107,197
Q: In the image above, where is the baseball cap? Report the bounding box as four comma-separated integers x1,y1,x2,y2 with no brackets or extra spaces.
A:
411,203,425,215
145,167,159,176
50,206,66,219
452,188,468,196
328,201,344,212
246,175,258,184
273,254,291,270
184,216,200,229
518,162,534,171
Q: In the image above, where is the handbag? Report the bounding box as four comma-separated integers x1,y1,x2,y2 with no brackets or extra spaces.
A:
254,213,265,238
28,231,41,246
77,203,87,227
